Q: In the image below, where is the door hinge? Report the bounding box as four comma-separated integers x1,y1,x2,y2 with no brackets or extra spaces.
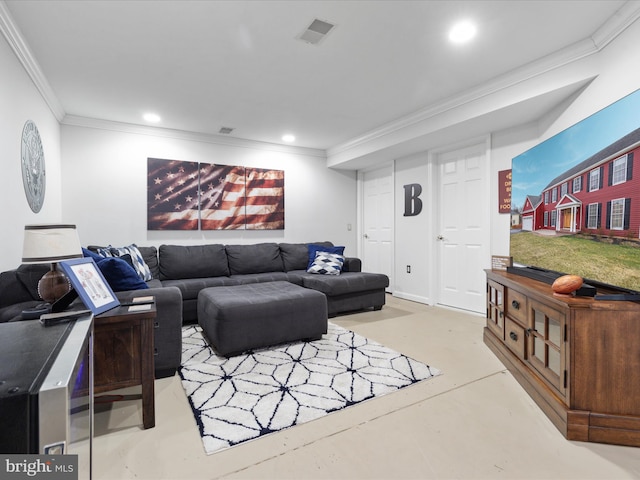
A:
564,324,568,342
564,370,568,389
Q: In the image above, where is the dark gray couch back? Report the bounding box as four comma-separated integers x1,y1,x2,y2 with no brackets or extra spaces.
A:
159,244,229,280
130,241,337,280
225,243,283,275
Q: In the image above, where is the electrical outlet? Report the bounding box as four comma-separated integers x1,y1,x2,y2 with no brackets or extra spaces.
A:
406,265,411,273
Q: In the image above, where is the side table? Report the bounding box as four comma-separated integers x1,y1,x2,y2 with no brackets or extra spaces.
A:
94,298,156,429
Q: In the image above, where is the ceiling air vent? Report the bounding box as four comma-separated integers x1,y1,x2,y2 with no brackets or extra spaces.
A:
297,19,335,45
218,127,234,134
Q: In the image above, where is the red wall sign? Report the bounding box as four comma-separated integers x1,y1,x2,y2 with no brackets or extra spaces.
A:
498,169,512,214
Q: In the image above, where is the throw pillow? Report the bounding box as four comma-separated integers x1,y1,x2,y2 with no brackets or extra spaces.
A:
307,244,345,270
82,247,103,262
96,244,152,281
307,251,345,275
95,257,149,292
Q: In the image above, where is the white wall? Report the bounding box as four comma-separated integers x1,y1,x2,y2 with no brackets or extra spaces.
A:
61,124,357,253
386,17,640,306
0,33,62,272
393,153,430,303
489,122,539,257
488,17,640,261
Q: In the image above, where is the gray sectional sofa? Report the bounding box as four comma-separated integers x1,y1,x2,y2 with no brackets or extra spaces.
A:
1,241,388,378
151,242,388,321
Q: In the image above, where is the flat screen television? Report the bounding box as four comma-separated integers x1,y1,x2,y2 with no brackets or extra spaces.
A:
510,88,640,296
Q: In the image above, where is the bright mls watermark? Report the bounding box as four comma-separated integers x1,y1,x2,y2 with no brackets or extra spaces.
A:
1,455,77,480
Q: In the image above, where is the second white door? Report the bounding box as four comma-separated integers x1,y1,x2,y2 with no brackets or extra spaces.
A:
361,165,394,292
435,142,489,314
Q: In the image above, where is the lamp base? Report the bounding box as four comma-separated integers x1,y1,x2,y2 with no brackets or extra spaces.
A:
38,265,71,304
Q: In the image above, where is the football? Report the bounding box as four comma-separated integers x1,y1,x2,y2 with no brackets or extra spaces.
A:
552,274,584,295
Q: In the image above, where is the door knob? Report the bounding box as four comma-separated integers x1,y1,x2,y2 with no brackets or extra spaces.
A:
363,234,369,238
436,235,444,241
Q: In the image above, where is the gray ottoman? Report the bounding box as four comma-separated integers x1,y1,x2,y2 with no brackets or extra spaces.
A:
198,281,328,356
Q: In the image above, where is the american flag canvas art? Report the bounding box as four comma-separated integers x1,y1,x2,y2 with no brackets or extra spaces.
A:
200,164,247,230
147,158,285,230
147,158,199,230
244,167,285,230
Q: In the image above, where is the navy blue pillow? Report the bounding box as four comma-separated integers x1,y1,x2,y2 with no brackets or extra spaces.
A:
82,247,103,262
96,257,148,292
307,244,345,270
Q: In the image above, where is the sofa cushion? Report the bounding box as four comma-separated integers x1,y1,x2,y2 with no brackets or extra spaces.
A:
229,272,291,284
225,243,283,275
15,264,50,303
0,269,35,309
301,271,389,296
307,252,345,275
162,276,241,301
96,257,149,292
0,300,42,323
279,242,333,271
146,278,163,288
159,244,229,280
307,244,344,270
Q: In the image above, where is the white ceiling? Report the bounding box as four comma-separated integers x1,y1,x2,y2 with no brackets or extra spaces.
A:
2,0,636,155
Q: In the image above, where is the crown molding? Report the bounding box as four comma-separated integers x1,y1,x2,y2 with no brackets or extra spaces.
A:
61,115,327,158
0,1,65,120
591,0,640,49
328,2,640,159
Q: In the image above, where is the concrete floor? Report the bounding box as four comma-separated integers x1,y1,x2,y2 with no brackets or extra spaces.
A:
91,295,640,479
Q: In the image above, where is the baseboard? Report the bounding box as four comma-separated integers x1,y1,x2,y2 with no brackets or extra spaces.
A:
392,291,430,305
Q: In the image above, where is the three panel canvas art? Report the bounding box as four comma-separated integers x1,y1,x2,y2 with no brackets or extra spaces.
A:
147,158,284,230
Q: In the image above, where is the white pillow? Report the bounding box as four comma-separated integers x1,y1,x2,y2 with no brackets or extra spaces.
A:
96,244,152,281
307,251,345,275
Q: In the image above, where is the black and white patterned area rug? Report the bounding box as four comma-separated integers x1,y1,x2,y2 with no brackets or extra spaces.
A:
179,323,441,455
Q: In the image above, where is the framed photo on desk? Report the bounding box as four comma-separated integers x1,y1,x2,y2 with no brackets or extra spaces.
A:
60,257,120,315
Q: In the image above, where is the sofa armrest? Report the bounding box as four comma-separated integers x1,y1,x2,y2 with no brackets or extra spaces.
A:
343,257,362,272
116,285,181,310
115,286,183,377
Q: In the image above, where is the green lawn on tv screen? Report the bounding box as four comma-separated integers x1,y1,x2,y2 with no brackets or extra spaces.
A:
510,231,640,292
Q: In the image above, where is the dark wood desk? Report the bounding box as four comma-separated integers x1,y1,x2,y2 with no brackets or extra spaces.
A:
94,299,156,429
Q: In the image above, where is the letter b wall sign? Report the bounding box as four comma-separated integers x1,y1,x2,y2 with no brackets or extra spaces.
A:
403,183,423,216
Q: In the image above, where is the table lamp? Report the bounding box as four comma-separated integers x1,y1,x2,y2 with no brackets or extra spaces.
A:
21,224,83,304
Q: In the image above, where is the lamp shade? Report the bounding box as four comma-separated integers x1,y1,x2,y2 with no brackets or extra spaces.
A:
22,224,83,264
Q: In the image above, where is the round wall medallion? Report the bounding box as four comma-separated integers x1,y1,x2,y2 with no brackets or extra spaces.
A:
21,120,46,213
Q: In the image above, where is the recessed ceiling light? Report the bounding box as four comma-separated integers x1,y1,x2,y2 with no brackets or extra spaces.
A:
282,134,295,143
449,20,477,44
143,113,161,123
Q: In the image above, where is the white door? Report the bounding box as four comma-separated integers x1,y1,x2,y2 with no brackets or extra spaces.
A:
361,165,394,292
522,216,533,231
435,142,489,313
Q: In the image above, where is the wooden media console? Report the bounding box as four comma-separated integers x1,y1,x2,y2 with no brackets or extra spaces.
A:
484,269,640,447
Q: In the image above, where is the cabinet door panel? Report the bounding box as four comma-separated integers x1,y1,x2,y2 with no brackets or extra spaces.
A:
527,300,566,397
486,281,505,339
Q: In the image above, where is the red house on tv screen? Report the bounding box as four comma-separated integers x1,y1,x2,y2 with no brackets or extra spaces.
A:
521,128,640,238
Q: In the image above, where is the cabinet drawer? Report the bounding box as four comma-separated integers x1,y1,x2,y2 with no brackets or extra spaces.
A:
504,318,526,359
506,289,527,324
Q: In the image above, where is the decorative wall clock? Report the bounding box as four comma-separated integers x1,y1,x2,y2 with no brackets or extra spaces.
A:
21,120,46,213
